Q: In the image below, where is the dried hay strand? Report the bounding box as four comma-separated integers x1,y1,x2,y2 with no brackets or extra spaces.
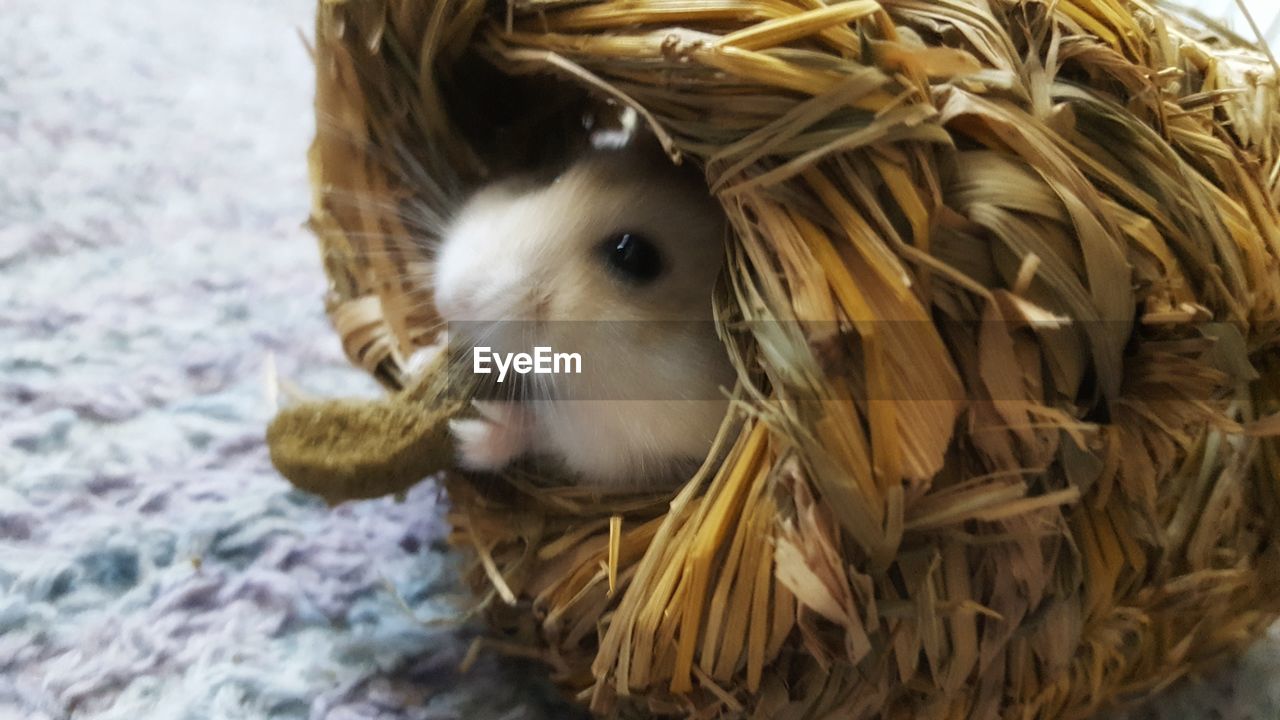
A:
304,0,1280,717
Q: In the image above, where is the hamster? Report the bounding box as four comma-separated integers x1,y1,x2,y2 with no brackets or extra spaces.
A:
432,140,734,488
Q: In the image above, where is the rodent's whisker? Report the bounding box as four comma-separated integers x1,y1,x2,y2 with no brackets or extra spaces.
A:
313,113,465,195
317,237,427,248
316,191,448,238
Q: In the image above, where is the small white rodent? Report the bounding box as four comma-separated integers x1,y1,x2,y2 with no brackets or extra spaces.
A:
432,139,734,488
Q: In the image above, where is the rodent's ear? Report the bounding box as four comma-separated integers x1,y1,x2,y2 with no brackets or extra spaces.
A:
588,105,641,150
585,106,689,170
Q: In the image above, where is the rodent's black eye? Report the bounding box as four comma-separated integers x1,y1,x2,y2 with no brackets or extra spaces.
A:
602,232,664,284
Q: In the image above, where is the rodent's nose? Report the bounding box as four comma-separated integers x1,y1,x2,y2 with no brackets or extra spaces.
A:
436,270,538,323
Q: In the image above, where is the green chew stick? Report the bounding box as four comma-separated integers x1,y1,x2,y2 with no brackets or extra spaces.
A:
265,351,473,504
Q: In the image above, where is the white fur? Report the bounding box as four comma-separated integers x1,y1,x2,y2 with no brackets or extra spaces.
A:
432,147,733,488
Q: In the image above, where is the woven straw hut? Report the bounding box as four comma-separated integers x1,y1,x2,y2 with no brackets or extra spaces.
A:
300,1,1280,717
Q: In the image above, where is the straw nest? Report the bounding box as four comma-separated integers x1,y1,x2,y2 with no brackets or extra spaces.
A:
305,1,1280,717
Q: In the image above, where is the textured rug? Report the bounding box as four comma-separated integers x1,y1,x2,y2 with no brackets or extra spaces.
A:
0,1,571,718
0,1,1277,719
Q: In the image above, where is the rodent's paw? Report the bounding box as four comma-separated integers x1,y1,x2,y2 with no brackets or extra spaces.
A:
449,416,529,471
